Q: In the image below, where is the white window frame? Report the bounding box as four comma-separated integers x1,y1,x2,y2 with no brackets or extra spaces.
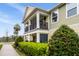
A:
77,3,79,14
66,3,78,19
51,9,59,24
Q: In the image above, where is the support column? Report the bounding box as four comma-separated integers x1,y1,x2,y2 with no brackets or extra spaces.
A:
36,12,40,28
36,33,40,42
30,34,33,41
28,35,30,42
29,20,30,31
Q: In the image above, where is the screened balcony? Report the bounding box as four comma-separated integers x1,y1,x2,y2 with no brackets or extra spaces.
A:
25,26,29,32
40,14,48,29
30,16,37,30
24,13,48,33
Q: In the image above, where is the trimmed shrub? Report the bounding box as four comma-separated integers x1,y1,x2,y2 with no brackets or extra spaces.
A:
14,36,23,47
18,42,48,56
48,25,79,56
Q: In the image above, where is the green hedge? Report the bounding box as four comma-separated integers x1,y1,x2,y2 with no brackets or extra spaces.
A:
48,25,79,56
18,42,48,56
0,44,2,49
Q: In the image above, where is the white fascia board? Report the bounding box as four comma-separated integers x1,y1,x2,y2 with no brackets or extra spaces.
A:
24,30,49,35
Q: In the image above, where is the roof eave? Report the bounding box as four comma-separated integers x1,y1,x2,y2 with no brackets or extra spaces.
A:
49,3,66,13
23,9,38,23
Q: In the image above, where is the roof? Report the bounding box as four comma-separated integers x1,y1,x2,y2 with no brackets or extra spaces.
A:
23,6,35,23
49,3,66,12
23,6,49,23
23,3,66,23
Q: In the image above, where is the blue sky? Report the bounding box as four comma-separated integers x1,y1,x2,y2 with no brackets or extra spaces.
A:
0,3,58,37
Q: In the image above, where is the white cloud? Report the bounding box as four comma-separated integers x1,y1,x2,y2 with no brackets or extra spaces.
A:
0,12,9,18
0,12,14,25
0,18,13,25
0,11,23,26
7,4,25,13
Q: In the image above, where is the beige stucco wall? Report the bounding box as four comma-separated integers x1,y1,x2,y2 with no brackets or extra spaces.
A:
49,4,79,39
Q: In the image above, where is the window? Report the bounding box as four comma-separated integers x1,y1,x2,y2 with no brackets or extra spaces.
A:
67,7,77,17
40,34,48,43
51,10,58,22
66,3,77,17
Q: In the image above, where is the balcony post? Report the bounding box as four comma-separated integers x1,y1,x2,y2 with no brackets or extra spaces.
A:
29,20,30,31
36,12,40,29
28,35,31,41
36,33,40,42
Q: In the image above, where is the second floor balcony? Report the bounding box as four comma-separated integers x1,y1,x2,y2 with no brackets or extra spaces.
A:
25,23,48,33
40,22,48,29
25,26,29,32
24,13,48,33
30,25,36,30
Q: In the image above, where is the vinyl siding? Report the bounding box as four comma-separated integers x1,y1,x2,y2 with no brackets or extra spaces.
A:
49,4,79,39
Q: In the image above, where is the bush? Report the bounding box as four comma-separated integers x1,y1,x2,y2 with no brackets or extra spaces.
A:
18,42,48,56
48,25,79,56
14,36,23,47
25,40,28,42
0,44,2,49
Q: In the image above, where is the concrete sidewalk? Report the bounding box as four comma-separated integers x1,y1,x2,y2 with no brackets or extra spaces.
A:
0,43,19,56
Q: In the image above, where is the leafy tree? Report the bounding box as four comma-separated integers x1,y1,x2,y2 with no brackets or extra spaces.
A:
14,24,20,41
48,25,79,56
14,24,20,36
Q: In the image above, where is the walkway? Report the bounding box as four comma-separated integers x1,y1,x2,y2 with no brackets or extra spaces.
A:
0,42,19,56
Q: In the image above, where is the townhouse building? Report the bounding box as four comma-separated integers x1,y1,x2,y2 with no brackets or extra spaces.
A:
23,3,79,42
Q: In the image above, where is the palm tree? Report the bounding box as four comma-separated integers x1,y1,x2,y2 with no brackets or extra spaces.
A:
14,24,20,37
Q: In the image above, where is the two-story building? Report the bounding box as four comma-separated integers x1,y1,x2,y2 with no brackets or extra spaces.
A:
23,3,79,42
